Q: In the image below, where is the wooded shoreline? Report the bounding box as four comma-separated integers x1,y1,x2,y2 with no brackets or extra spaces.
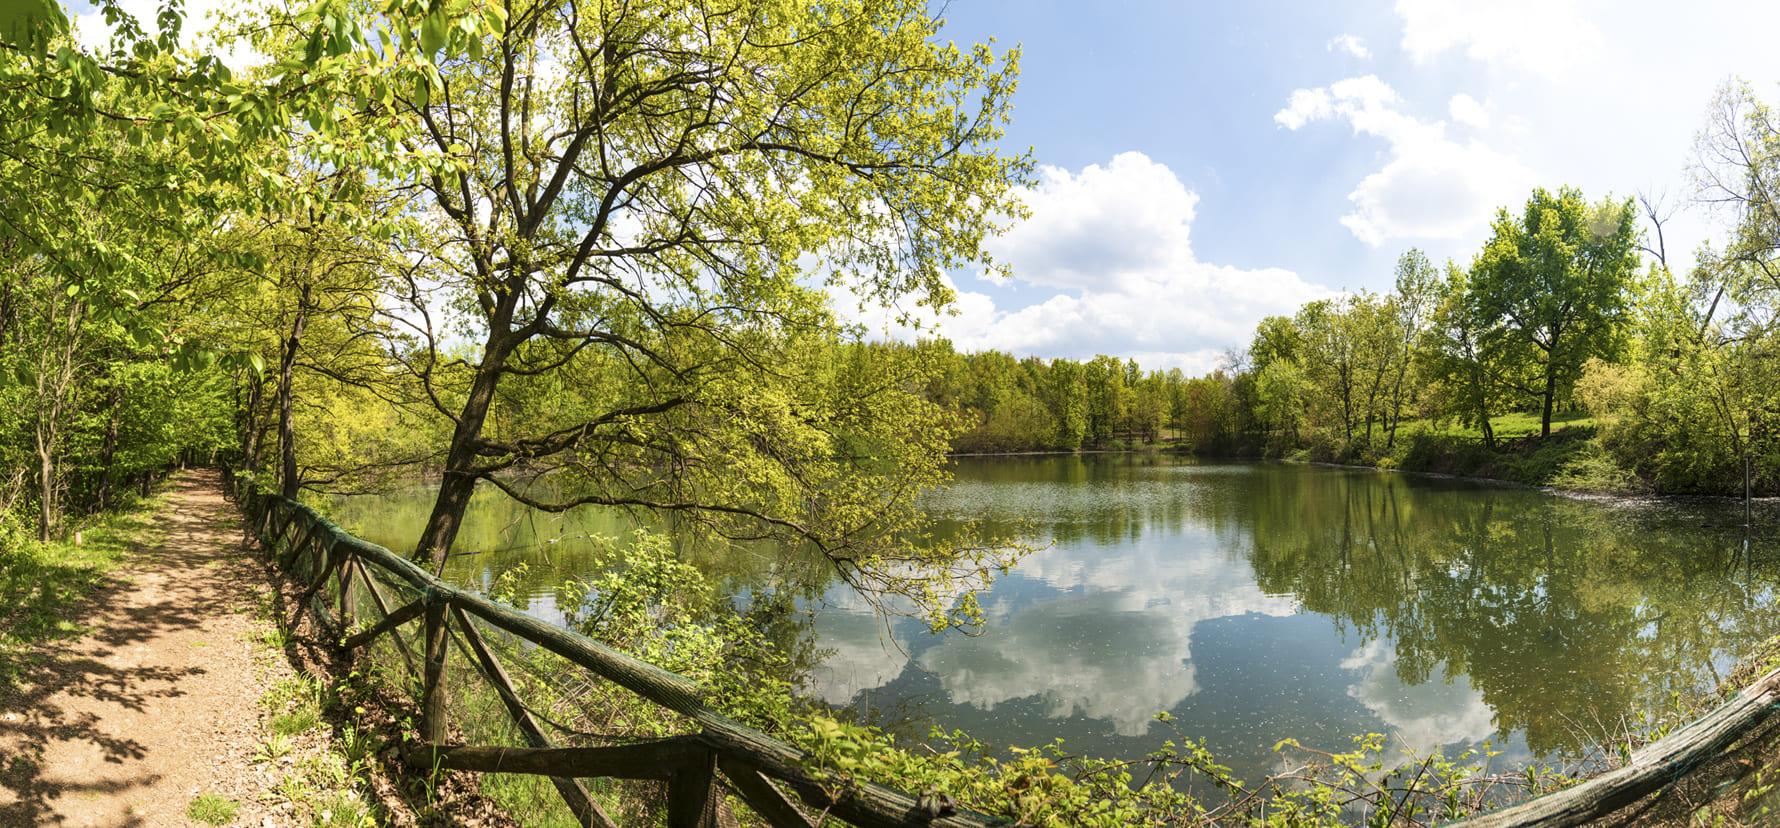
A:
948,444,1780,509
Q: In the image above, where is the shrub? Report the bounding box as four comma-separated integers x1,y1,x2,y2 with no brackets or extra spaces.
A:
1550,441,1648,494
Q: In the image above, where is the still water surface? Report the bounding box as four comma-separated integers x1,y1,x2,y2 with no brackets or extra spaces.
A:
326,456,1779,782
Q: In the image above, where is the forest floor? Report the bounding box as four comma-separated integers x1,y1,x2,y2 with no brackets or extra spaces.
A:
0,469,283,826
0,470,497,827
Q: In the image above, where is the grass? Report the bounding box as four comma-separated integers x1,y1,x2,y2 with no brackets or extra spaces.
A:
312,789,376,827
262,674,325,716
253,731,294,763
246,625,387,826
480,771,587,828
1278,407,1648,492
263,675,327,738
255,624,293,652
185,793,239,825
1277,409,1636,492
1365,414,1656,494
0,496,161,694
271,706,322,736
1395,409,1597,441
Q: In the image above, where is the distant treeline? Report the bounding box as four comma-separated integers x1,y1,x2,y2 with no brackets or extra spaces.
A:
901,345,1242,455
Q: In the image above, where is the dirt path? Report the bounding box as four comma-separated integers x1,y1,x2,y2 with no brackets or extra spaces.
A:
0,470,284,827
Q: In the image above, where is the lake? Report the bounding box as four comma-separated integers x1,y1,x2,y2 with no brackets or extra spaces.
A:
324,455,1780,783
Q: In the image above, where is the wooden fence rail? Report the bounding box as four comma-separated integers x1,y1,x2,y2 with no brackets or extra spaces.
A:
1448,663,1780,827
226,471,1780,827
227,471,1000,828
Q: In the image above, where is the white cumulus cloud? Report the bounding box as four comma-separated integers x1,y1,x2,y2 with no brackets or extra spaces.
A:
1341,639,1498,755
840,152,1332,372
914,522,1297,737
1447,93,1490,129
1275,76,1532,246
1327,34,1372,60
1395,0,1604,76
804,592,913,705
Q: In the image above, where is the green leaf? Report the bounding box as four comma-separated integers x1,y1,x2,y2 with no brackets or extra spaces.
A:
305,26,325,62
419,13,445,54
0,0,69,56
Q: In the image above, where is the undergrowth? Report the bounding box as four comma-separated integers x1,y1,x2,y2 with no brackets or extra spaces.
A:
247,583,385,827
0,494,161,695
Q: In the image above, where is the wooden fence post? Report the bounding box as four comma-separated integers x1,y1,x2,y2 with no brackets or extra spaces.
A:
667,749,725,828
717,757,815,828
421,591,449,749
337,548,355,629
450,605,612,828
295,537,341,624
257,499,274,545
280,519,316,571
269,502,294,549
353,561,421,679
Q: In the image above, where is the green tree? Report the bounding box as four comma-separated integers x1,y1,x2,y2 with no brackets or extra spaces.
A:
1249,314,1300,374
1253,358,1307,449
1130,373,1169,443
1469,187,1640,437
1424,263,1510,447
258,0,1037,625
1347,292,1401,447
1385,249,1438,448
1294,299,1359,446
1082,355,1129,446
1046,358,1089,450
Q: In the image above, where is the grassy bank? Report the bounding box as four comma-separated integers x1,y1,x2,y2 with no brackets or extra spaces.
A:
1278,412,1655,495
1389,429,1640,491
0,497,161,695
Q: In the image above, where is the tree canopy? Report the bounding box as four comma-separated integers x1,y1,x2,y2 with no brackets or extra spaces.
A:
1470,187,1641,437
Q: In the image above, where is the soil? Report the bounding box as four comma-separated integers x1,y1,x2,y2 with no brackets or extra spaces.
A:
0,469,292,826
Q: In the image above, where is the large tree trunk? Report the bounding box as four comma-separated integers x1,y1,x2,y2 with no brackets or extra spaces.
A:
1478,373,1496,449
414,284,523,572
278,285,310,499
1363,364,1387,446
36,443,54,542
33,389,64,542
242,375,266,473
1386,339,1415,450
1540,323,1563,439
32,299,79,541
413,343,511,571
1337,363,1354,446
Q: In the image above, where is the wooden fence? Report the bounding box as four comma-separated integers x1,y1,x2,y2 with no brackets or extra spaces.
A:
228,472,1780,828
1448,665,1780,827
228,472,1002,828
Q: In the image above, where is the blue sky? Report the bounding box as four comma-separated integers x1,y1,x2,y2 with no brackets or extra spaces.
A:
864,0,1780,371
71,0,1780,372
